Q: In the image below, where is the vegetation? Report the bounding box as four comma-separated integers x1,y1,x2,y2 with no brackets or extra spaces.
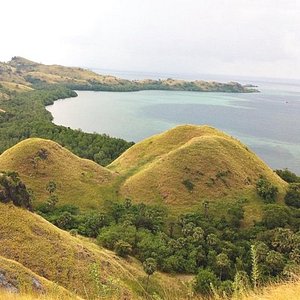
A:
275,169,300,183
284,184,300,208
36,197,300,297
0,125,287,216
0,171,32,210
0,202,192,299
256,176,278,203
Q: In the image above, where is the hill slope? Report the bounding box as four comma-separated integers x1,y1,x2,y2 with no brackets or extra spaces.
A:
0,203,189,299
0,138,115,210
0,255,77,298
109,125,287,216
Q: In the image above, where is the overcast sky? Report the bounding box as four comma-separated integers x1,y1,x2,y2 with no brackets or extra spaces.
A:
1,0,300,79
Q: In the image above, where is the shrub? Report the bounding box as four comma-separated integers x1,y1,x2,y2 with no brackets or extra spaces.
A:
275,169,300,183
284,184,300,208
256,176,278,203
194,268,219,295
0,171,32,210
114,240,132,258
262,205,291,229
182,179,195,192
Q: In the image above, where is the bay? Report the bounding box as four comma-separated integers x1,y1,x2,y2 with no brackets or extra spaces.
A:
46,80,300,173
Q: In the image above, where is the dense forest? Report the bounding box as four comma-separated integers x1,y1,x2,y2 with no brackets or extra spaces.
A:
0,86,134,165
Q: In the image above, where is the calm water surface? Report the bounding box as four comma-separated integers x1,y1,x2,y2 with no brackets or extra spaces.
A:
47,80,300,173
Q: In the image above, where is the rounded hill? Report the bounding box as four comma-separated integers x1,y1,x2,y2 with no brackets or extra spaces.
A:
109,125,287,214
0,138,115,209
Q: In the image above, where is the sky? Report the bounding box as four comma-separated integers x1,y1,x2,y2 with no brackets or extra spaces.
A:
1,0,300,79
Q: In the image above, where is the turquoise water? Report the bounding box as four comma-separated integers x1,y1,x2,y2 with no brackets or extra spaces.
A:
47,81,300,173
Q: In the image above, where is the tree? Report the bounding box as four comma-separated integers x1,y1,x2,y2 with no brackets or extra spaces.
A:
275,169,300,183
46,180,57,195
284,184,300,208
46,181,58,209
47,194,58,209
0,171,32,210
256,176,278,203
143,258,157,292
216,253,231,280
194,269,218,295
265,251,285,276
262,205,291,229
55,211,76,230
80,213,110,237
114,240,132,258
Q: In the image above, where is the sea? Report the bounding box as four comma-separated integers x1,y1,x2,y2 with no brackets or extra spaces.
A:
46,70,300,174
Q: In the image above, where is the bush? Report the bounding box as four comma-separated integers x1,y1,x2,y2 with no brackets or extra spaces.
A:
182,179,194,192
194,269,219,295
275,169,300,183
262,205,291,229
0,171,32,210
114,240,132,258
97,224,137,249
256,176,278,203
284,184,300,208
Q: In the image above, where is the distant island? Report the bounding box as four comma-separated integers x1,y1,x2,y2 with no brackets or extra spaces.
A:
0,56,259,96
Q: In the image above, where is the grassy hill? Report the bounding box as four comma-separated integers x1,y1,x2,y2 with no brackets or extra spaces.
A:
0,138,116,210
109,125,287,219
0,125,287,220
0,203,190,299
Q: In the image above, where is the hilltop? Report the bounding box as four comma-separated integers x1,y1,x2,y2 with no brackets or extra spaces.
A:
0,56,258,93
0,138,115,210
109,125,287,218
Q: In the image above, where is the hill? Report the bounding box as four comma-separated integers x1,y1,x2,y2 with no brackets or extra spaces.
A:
0,138,115,210
0,56,258,93
0,203,189,299
0,126,287,218
109,125,287,218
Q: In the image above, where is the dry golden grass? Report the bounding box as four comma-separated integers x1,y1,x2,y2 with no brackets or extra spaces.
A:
0,291,78,300
2,278,300,300
240,278,300,300
0,256,76,299
0,81,33,92
109,125,287,220
0,125,287,221
0,138,116,210
1,56,123,87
